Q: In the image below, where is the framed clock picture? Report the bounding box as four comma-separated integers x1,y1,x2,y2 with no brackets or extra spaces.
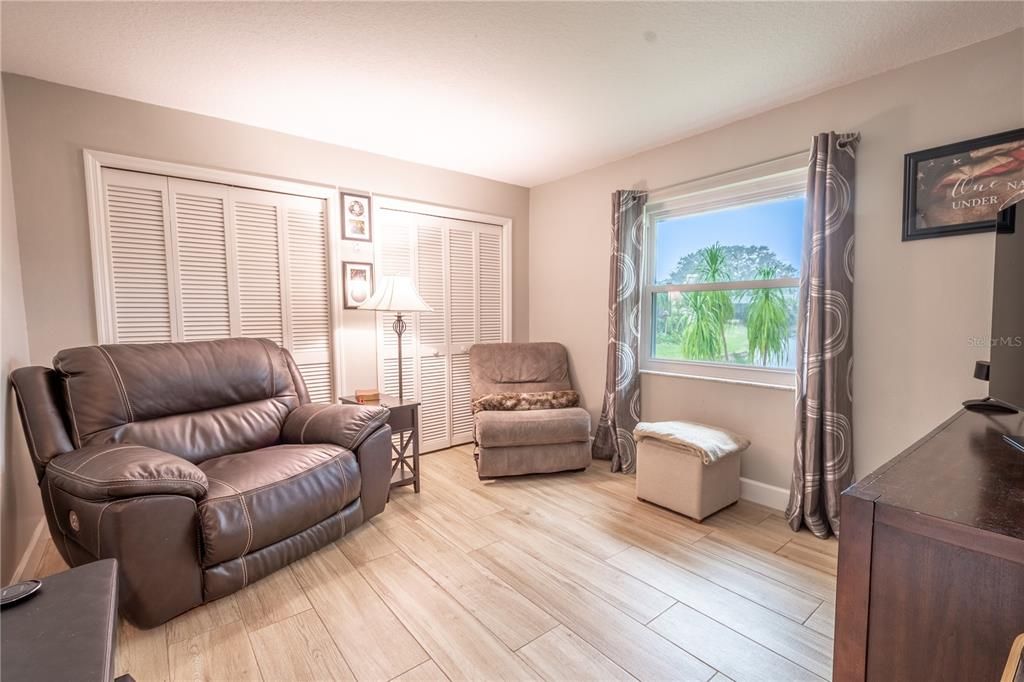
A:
902,128,1024,241
342,193,372,242
342,261,374,309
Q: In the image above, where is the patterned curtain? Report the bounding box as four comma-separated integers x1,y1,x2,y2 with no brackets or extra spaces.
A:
787,132,860,538
593,190,648,473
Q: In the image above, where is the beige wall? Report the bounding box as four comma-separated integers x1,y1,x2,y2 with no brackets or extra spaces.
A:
530,30,1024,492
1,87,43,584
1,74,530,394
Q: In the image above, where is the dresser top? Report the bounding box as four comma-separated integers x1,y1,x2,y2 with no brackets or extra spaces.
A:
849,409,1024,541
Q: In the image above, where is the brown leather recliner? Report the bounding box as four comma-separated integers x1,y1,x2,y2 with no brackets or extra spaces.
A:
470,342,591,477
10,338,392,628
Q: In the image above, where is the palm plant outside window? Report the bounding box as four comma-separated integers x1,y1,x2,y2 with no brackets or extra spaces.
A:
641,159,805,387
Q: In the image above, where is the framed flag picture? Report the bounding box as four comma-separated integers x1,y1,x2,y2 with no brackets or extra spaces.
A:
342,261,374,309
902,128,1024,241
342,193,372,242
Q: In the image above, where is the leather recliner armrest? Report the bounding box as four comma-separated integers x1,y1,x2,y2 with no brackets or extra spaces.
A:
46,444,209,501
281,403,391,451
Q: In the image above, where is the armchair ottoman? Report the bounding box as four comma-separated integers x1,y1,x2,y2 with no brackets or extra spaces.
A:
469,342,591,477
11,338,392,627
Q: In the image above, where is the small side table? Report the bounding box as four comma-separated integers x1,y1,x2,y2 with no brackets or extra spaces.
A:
1,558,124,681
340,394,420,493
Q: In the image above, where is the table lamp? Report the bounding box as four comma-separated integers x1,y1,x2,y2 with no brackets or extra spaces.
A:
358,275,433,402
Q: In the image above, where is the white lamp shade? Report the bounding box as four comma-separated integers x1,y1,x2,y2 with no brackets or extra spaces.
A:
358,275,433,313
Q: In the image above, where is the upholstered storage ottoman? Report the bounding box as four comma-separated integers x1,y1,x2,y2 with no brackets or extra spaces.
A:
634,421,750,521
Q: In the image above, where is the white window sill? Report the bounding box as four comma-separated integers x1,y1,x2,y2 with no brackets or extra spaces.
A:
639,365,796,391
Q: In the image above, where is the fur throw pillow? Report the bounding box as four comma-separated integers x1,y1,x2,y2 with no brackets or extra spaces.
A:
472,390,580,413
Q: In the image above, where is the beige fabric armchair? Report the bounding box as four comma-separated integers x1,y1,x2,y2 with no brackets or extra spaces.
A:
469,342,591,477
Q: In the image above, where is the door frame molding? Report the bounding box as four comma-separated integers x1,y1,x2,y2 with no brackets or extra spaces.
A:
83,149,346,397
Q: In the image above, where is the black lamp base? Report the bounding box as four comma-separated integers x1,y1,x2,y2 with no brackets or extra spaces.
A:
393,312,408,403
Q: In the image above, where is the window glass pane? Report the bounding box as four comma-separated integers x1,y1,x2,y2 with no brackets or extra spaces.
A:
652,287,798,369
654,196,804,284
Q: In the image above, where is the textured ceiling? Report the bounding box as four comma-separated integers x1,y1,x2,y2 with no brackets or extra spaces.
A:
2,2,1022,187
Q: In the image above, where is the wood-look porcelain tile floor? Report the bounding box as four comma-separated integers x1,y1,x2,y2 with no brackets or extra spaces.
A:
28,446,838,681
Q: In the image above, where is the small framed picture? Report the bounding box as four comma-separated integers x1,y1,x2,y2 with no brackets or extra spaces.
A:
342,261,374,309
342,193,372,242
902,128,1024,241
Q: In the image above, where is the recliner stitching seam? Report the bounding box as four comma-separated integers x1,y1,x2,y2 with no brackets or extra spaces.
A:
95,500,115,555
70,445,137,473
97,346,135,423
206,477,253,561
300,405,388,450
238,494,253,558
347,411,389,450
62,478,207,490
49,463,207,491
256,339,277,400
298,405,332,443
46,478,66,535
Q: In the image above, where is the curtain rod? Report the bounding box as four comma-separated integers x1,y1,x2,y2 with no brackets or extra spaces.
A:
644,149,809,199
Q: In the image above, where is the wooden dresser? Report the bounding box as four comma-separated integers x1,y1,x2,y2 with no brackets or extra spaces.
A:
835,409,1024,682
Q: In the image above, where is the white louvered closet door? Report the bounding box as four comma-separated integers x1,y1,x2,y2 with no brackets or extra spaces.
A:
446,224,477,445
168,178,233,342
447,222,504,444
229,188,333,402
102,168,176,343
283,195,333,402
98,170,335,403
416,221,450,451
375,208,506,453
231,189,285,346
375,210,417,402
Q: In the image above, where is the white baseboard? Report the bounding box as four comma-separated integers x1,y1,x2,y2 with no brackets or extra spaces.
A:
740,477,789,512
10,517,47,584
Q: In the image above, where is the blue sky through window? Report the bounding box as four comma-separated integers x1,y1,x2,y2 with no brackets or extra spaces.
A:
654,196,805,283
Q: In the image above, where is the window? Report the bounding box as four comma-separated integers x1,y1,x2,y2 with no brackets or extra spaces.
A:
641,157,806,387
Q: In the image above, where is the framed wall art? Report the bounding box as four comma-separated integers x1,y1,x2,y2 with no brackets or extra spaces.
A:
903,128,1024,241
342,193,372,242
342,261,374,309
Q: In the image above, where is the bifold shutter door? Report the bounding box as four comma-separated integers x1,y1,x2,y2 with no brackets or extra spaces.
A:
102,168,175,343
377,210,418,401
478,229,504,343
283,195,333,402
168,178,232,342
231,189,285,346
417,224,450,450
450,226,503,443
374,211,507,452
98,171,336,403
447,225,477,445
